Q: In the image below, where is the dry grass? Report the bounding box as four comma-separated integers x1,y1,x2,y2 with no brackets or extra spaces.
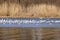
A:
26,4,60,17
0,0,60,17
0,0,60,40
0,0,8,16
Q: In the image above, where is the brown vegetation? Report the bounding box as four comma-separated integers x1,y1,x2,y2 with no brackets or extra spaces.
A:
0,0,8,16
0,0,60,17
0,0,60,40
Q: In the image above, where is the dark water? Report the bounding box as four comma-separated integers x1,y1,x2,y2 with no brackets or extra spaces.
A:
0,27,59,40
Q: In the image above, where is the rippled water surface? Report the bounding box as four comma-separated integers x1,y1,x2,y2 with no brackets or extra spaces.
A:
0,27,59,40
